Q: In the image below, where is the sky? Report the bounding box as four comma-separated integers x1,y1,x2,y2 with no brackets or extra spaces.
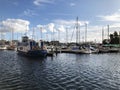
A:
0,0,120,43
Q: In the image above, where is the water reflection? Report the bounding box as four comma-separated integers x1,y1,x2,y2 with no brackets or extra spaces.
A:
0,51,120,89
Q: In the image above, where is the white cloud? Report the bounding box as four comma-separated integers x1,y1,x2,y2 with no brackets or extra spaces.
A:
70,3,76,7
33,22,120,43
33,19,120,43
53,19,89,26
19,9,37,17
46,23,55,32
36,25,47,33
0,19,30,33
33,19,90,42
35,23,56,34
33,0,54,6
57,25,65,32
98,10,120,22
107,23,120,34
22,9,37,17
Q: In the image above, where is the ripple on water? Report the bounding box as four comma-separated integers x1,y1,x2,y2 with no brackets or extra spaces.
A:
0,51,120,89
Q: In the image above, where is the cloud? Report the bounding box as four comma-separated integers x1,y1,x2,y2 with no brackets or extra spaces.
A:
33,0,55,6
46,23,55,32
32,23,56,41
35,19,120,43
33,22,120,43
0,19,30,33
33,19,90,42
98,10,120,22
53,19,89,26
13,2,18,6
36,25,47,33
35,23,56,33
70,3,76,7
33,19,120,43
106,23,120,34
21,9,37,17
57,25,65,32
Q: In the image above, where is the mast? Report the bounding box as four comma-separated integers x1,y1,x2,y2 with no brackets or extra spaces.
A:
0,32,2,41
102,27,104,43
46,33,48,41
40,27,42,40
102,27,104,42
119,31,120,47
11,28,14,45
32,27,35,40
75,17,80,44
85,23,87,42
53,28,54,41
107,25,109,40
58,29,60,41
66,28,68,44
0,16,3,40
24,24,28,36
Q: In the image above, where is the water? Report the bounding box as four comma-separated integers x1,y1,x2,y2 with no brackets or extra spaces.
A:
0,50,120,90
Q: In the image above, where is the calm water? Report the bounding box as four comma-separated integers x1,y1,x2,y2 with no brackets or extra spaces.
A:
0,50,120,90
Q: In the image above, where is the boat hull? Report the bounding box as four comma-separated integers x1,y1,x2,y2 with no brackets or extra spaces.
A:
17,50,47,57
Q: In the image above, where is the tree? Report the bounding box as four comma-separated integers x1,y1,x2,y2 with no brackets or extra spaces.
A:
110,34,114,44
109,31,119,44
114,31,118,38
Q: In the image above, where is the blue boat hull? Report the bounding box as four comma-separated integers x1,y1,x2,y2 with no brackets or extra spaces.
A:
17,50,47,57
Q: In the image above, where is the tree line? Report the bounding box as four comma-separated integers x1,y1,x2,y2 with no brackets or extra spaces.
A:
103,31,120,44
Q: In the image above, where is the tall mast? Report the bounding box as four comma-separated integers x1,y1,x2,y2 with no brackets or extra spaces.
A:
32,27,35,40
12,29,14,42
107,25,109,40
25,24,27,36
85,23,87,42
58,29,60,41
0,32,2,40
75,17,80,44
0,16,3,40
58,30,59,41
52,28,55,46
102,27,104,43
53,28,54,41
66,28,68,44
46,33,48,41
11,28,14,45
40,27,42,40
119,31,120,47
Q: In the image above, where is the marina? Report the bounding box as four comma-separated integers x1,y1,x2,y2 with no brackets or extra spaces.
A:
1,0,120,90
0,40,120,55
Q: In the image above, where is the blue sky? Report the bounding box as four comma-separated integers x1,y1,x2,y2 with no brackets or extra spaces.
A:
1,0,120,42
